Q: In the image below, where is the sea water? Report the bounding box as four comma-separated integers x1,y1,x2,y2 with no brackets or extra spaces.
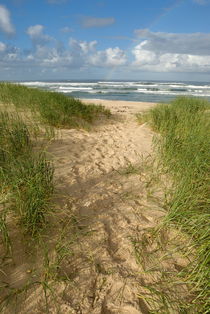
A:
18,80,210,103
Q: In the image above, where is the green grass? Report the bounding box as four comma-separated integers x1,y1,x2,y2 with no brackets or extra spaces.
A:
0,82,111,311
12,153,54,235
0,110,54,239
0,82,110,239
0,82,111,128
139,97,210,313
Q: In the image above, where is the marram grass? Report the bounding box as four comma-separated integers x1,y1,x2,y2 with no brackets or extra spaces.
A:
138,97,210,313
0,110,54,237
0,82,110,242
0,82,111,128
0,82,110,310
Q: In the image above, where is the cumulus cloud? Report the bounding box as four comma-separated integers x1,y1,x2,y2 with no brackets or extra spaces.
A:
132,38,210,73
0,42,6,52
67,39,126,68
1,28,210,78
69,38,97,54
0,5,15,35
0,44,20,70
90,47,127,67
0,36,126,78
81,16,115,28
104,47,127,66
26,25,53,45
134,29,210,56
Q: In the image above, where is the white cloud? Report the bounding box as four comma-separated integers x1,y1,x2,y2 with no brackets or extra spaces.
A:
134,29,210,56
132,40,210,73
132,41,157,65
90,47,127,67
69,38,97,54
0,42,6,52
0,37,126,79
1,29,210,79
105,47,127,66
0,44,20,71
26,25,52,45
0,5,15,35
68,39,126,67
81,17,115,28
27,25,43,37
131,29,210,73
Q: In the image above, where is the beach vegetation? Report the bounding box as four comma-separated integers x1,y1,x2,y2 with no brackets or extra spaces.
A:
0,81,110,243
137,97,210,313
0,82,112,311
0,82,111,129
0,110,54,238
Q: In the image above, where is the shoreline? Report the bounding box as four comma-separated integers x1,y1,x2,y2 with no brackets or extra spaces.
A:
81,98,157,115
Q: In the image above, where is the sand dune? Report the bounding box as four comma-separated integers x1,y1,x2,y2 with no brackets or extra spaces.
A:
1,100,189,313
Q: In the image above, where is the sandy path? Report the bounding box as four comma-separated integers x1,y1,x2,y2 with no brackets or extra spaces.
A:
38,100,167,313
53,105,154,198
0,100,191,313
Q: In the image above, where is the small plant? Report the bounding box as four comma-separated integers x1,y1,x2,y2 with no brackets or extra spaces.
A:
13,153,54,235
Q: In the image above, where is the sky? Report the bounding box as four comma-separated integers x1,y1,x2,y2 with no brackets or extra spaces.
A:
0,0,210,81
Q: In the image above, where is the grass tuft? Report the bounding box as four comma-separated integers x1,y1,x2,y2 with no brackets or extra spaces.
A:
13,153,54,235
0,82,111,128
0,82,111,311
140,97,210,313
0,110,54,239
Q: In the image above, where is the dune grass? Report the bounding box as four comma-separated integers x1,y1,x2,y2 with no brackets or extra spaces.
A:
0,82,110,249
0,111,54,239
137,97,210,313
0,83,110,241
0,82,111,128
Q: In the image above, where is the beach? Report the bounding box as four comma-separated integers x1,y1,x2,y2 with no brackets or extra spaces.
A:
1,94,205,313
1,0,209,309
36,98,175,313
81,98,157,115
50,99,157,207
1,98,166,313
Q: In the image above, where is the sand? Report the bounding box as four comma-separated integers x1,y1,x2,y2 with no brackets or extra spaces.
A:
1,100,190,313
81,98,157,115
48,99,163,314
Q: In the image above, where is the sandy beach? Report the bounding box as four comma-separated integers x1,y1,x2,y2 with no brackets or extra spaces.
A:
1,99,190,313
49,99,161,313
81,98,157,115
38,99,173,313
2,0,208,309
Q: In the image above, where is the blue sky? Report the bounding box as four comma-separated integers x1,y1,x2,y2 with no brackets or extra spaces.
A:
0,0,210,81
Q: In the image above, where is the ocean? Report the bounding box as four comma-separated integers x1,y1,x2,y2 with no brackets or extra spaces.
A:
18,80,210,103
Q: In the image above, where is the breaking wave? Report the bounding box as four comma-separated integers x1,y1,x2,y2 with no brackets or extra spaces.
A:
18,80,210,103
